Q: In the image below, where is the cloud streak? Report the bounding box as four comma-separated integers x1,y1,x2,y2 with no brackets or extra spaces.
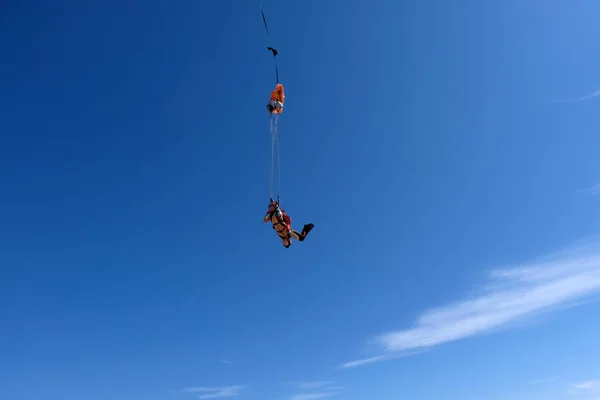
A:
183,386,244,399
288,381,342,400
343,240,600,368
296,381,335,389
290,394,336,400
581,184,600,196
554,87,600,103
527,376,558,385
572,380,600,390
568,379,600,397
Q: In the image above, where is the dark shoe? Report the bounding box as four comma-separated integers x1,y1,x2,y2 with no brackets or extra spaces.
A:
302,223,314,236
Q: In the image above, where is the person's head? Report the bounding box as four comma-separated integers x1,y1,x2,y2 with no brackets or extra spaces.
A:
268,201,278,212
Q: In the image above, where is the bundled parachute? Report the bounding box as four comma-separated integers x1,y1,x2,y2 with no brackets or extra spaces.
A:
267,83,285,114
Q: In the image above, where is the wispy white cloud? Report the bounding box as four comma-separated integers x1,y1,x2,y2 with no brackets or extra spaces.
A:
568,379,600,398
527,376,559,385
343,240,600,368
571,380,600,391
220,358,236,365
576,382,600,390
296,381,335,389
183,386,244,399
554,87,600,103
290,394,336,400
580,184,600,196
340,355,389,368
288,380,343,400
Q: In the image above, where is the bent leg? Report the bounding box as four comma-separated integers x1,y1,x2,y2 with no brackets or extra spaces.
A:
279,232,292,248
289,230,301,241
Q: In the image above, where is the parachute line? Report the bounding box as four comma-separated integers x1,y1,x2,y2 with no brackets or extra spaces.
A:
258,1,279,84
261,1,282,203
269,116,274,200
269,114,281,202
275,115,280,202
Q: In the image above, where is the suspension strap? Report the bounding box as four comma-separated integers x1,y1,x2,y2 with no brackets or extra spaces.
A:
260,1,281,205
269,114,280,203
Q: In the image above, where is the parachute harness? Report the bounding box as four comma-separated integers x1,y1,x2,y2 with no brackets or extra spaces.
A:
270,207,289,239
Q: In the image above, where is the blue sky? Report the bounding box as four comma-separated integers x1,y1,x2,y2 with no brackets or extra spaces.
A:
2,0,600,399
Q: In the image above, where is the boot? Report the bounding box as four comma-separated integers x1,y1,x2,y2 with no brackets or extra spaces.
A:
301,223,314,236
